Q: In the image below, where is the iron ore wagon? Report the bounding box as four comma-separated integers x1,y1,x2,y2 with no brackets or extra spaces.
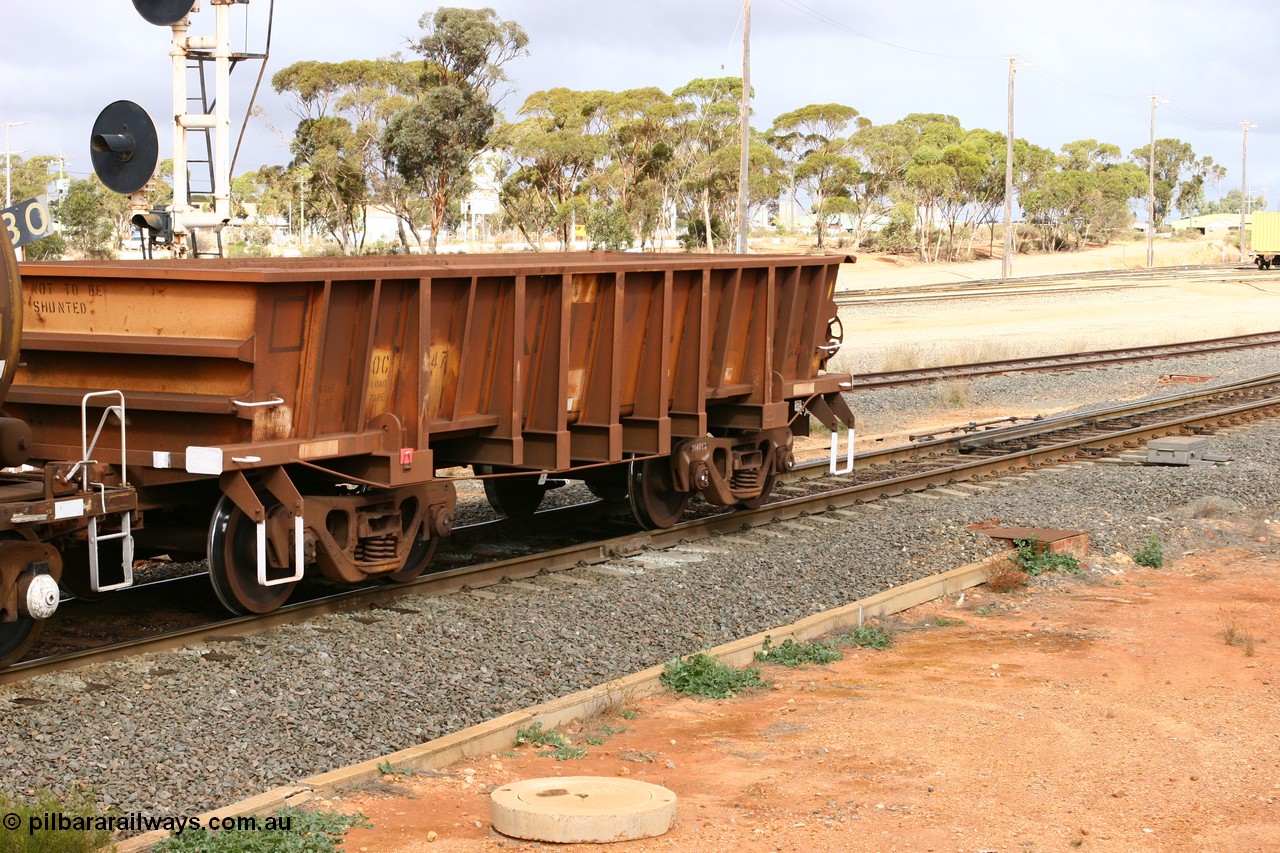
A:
0,237,855,665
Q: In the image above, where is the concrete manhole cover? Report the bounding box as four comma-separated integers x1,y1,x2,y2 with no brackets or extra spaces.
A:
490,776,677,843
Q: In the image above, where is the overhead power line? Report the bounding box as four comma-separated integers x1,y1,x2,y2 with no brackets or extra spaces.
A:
777,0,1003,61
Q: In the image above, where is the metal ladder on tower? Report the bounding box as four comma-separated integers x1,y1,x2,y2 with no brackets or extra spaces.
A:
185,53,223,259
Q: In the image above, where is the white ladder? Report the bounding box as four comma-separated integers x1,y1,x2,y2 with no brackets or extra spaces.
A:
78,391,135,592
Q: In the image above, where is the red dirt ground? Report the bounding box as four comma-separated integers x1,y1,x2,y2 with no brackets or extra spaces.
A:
325,535,1280,853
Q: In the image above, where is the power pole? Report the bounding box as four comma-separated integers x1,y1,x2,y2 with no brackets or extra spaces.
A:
1002,57,1016,279
298,178,306,250
1146,95,1159,268
3,121,26,209
1239,121,1256,263
735,0,751,255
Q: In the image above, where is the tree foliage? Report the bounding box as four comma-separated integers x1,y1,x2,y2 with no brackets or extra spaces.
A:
273,59,422,253
168,6,1230,259
384,6,528,252
59,177,126,259
1130,138,1223,226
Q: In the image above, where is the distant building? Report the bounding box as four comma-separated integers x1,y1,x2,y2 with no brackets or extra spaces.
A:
1171,213,1249,236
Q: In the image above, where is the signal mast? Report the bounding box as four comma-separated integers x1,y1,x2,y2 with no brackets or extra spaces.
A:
91,1,271,258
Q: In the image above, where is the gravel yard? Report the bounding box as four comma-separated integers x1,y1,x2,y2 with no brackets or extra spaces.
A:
5,341,1280,820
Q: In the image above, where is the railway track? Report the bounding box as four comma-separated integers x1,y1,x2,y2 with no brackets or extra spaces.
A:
846,330,1280,390
835,263,1277,304
7,369,1280,685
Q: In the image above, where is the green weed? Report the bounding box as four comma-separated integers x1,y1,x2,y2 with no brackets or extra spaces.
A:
539,745,588,761
0,788,113,853
754,636,843,667
153,807,369,853
375,761,412,778
1013,538,1083,576
1133,533,1164,568
514,722,569,750
832,625,894,650
660,653,766,699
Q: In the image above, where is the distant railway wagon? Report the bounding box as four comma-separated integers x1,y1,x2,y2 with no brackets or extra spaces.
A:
0,241,855,666
1250,211,1280,269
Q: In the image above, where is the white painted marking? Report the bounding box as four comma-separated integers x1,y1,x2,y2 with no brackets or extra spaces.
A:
186,446,224,475
55,498,86,520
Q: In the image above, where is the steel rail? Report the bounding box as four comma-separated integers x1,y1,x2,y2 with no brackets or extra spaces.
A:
835,264,1280,305
780,370,1280,480
8,372,1280,685
846,331,1280,390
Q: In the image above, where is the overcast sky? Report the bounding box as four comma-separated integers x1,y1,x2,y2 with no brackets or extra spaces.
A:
4,0,1278,216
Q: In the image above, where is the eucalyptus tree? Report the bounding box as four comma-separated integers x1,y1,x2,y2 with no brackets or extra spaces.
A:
1129,138,1221,226
671,76,743,251
273,58,420,252
383,7,529,252
495,87,608,249
1021,139,1145,249
1201,189,1266,215
59,178,127,259
845,121,915,249
895,114,966,261
767,103,865,247
6,154,59,202
595,87,679,248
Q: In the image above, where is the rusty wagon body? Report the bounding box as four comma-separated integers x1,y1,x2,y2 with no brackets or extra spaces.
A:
0,246,855,662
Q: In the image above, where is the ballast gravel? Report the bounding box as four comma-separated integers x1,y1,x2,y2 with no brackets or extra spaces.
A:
4,345,1280,820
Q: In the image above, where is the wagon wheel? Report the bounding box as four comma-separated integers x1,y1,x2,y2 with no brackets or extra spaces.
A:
628,457,689,530
478,466,547,519
587,481,628,502
586,463,629,502
0,618,42,668
207,494,300,615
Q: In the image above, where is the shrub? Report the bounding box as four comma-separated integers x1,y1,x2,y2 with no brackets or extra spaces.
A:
0,787,113,853
1012,538,1083,576
832,625,894,650
984,558,1028,592
1133,534,1164,568
660,653,765,699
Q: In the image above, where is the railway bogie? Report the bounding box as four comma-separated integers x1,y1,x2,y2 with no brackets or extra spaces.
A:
0,246,855,666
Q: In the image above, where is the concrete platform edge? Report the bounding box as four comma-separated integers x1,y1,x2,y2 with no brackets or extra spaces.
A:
117,553,1003,852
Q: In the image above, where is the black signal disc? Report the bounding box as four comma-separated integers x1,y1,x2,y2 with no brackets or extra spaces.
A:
132,0,198,26
89,101,159,195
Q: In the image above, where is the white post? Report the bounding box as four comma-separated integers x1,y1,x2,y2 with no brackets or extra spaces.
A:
171,17,190,219
1239,121,1256,263
1002,57,1016,279
1147,95,1158,268
735,0,751,255
3,121,25,209
213,1,232,223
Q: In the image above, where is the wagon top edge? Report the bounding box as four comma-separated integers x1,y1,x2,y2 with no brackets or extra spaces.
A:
18,251,855,283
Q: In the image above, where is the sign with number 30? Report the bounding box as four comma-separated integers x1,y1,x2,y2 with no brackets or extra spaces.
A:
1,196,52,249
